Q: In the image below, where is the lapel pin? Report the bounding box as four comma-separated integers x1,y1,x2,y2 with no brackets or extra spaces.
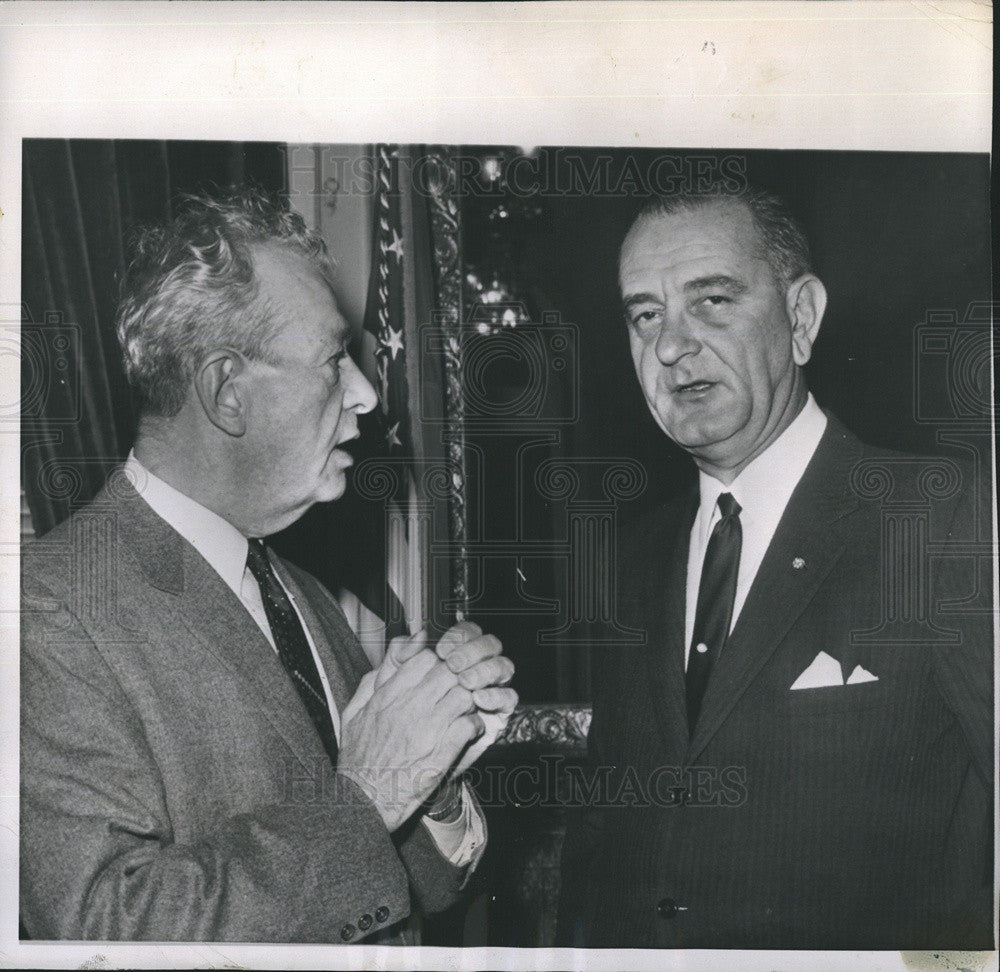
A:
792,557,806,570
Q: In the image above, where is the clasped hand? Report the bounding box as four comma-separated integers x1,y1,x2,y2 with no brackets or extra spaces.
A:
338,622,516,832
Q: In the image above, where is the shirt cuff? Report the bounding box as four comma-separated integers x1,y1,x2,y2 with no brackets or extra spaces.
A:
420,780,486,869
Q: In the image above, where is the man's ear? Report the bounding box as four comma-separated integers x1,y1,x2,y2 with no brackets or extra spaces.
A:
785,274,827,367
194,349,248,436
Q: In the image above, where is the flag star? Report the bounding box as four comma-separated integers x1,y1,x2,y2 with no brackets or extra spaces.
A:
385,326,404,360
386,229,404,261
386,421,403,449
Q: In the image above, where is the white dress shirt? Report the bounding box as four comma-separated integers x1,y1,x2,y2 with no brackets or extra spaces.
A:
123,453,483,866
684,395,827,669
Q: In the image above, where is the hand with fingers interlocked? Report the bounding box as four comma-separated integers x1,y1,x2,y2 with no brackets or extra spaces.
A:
339,621,517,832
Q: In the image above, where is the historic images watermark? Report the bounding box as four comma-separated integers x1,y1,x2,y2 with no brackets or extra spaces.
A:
285,146,750,201
279,755,749,810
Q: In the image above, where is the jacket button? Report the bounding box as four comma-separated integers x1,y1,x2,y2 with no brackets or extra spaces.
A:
358,913,373,931
656,897,679,919
375,906,390,923
340,923,356,941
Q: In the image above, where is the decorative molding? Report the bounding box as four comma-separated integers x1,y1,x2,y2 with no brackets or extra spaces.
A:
495,703,592,748
425,147,469,617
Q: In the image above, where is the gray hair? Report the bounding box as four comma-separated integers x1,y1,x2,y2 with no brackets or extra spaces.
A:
115,186,334,416
631,187,813,289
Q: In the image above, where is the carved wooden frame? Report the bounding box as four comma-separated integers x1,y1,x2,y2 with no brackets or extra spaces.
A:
424,146,470,618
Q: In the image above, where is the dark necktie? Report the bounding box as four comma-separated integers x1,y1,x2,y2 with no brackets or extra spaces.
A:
685,492,743,732
246,539,339,765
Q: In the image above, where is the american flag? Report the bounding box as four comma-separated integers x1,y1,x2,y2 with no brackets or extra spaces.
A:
361,144,421,639
363,144,413,458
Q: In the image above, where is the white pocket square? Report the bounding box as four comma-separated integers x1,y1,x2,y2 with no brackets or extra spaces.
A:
790,650,844,690
846,664,878,685
790,652,880,690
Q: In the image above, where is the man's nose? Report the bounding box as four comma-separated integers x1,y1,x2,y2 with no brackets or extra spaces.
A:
344,356,379,414
654,313,700,368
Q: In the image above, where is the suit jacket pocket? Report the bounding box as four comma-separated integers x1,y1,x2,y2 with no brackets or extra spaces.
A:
782,678,890,718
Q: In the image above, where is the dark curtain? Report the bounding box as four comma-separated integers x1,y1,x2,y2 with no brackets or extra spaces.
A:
21,139,286,535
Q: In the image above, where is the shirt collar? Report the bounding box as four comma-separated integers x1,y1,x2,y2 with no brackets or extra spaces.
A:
124,451,250,599
697,393,828,524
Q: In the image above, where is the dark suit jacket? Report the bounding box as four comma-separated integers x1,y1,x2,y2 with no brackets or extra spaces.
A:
20,474,471,942
558,416,994,949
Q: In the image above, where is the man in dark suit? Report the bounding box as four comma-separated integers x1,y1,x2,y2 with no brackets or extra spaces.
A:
20,189,518,942
558,188,994,948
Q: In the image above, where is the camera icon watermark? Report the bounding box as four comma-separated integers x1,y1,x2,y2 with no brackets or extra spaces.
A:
1,305,83,428
913,303,994,427
419,315,579,430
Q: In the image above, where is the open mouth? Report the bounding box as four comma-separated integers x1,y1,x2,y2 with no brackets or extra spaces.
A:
333,432,361,455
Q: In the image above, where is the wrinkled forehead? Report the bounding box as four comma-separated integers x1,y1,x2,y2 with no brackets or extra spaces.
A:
619,199,767,283
252,242,349,344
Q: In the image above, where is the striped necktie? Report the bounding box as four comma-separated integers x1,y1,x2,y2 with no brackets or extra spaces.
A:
246,539,338,765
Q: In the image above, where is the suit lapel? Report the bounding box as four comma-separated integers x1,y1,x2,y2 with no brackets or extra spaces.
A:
112,478,325,767
641,489,698,761
686,418,864,763
176,550,326,766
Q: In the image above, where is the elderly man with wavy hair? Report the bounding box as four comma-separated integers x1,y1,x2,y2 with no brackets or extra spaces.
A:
20,188,517,943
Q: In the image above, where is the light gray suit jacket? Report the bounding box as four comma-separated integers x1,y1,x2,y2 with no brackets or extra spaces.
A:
20,471,471,942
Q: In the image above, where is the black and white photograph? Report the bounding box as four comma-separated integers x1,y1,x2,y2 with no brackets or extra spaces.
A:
1,3,995,970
